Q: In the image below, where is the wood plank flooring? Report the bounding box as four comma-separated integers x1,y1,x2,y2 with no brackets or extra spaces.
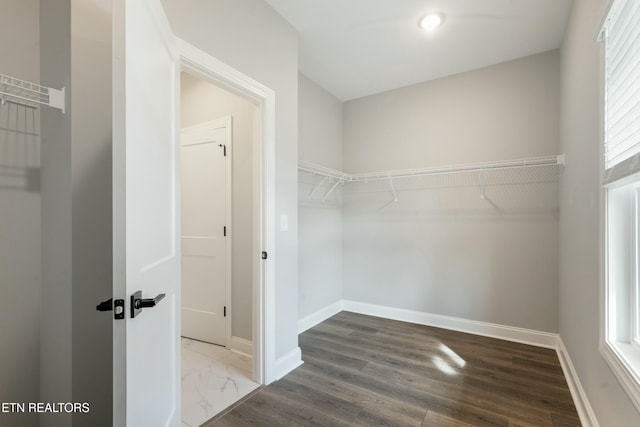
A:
205,312,581,427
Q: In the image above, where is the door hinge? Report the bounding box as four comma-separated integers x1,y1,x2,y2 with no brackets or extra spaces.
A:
224,226,227,237
224,306,227,317
219,144,226,156
262,251,268,260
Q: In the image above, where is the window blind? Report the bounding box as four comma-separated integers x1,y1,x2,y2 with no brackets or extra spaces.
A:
602,0,640,180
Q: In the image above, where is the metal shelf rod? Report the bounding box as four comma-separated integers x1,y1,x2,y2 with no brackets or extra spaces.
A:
299,155,562,184
350,155,562,182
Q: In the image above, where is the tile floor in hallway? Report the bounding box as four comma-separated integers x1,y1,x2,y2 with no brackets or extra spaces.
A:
181,337,260,427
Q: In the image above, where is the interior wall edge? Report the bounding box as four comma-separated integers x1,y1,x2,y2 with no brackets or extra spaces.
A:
274,347,303,381
556,337,601,427
230,336,253,358
298,299,344,334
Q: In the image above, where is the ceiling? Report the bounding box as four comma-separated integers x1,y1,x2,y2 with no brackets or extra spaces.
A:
265,0,572,101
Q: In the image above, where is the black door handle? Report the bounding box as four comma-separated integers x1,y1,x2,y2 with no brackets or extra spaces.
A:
130,291,166,318
96,298,113,311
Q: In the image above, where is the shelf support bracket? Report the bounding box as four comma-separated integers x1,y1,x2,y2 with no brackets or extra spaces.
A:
308,176,328,200
322,179,341,202
389,177,398,202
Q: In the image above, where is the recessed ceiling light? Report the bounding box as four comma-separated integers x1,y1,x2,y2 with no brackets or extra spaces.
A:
419,12,445,32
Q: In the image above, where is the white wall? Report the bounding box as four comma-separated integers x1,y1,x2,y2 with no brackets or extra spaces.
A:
298,73,343,319
181,72,257,341
0,1,40,426
161,0,300,361
559,0,640,424
342,50,561,333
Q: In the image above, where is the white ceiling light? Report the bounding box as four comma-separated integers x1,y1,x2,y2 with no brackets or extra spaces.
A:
419,12,445,32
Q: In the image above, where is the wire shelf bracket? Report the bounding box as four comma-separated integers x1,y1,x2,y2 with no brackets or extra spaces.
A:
307,176,328,200
0,74,65,113
322,180,343,202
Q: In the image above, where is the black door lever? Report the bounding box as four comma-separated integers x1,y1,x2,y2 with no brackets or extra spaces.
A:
130,291,166,318
96,298,113,311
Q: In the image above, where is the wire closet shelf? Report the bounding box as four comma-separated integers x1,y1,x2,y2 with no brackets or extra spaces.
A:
299,155,564,182
0,74,65,113
298,155,564,202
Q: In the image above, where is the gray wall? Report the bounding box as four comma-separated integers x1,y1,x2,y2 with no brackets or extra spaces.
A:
342,50,561,333
70,1,113,424
298,73,343,319
40,0,72,425
161,0,300,360
0,1,40,426
40,0,113,425
559,0,640,424
181,71,257,341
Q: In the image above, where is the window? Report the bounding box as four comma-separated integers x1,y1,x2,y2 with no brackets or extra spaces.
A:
600,0,640,411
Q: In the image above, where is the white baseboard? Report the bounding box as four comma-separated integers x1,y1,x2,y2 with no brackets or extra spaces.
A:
341,300,559,349
298,300,344,334
230,336,252,358
274,347,303,380
557,338,599,427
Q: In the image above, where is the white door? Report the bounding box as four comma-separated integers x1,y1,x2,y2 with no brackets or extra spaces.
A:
180,122,230,345
112,0,180,426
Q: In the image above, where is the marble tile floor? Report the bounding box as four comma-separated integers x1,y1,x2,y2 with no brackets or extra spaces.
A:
181,337,259,427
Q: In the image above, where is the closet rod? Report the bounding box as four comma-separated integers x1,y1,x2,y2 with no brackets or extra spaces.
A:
350,155,563,182
299,155,563,183
0,74,65,113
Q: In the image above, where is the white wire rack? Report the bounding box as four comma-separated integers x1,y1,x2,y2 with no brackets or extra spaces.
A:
299,155,563,182
298,160,352,181
349,155,564,182
298,155,564,203
0,74,65,113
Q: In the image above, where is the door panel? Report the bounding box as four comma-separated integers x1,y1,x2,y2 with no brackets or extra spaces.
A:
113,0,180,425
181,125,228,345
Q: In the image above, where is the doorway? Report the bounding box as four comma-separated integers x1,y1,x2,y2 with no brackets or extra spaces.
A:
178,38,277,388
179,70,261,424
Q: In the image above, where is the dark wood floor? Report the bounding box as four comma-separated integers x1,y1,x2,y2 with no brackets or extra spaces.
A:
206,311,580,427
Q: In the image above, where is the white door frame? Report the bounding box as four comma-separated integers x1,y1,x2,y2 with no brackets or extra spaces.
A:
177,38,276,385
180,117,233,348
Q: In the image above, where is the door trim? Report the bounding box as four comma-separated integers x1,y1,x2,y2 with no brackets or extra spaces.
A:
177,38,276,385
180,116,233,348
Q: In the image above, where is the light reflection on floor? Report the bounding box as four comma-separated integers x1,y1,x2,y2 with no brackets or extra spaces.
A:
432,342,467,375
